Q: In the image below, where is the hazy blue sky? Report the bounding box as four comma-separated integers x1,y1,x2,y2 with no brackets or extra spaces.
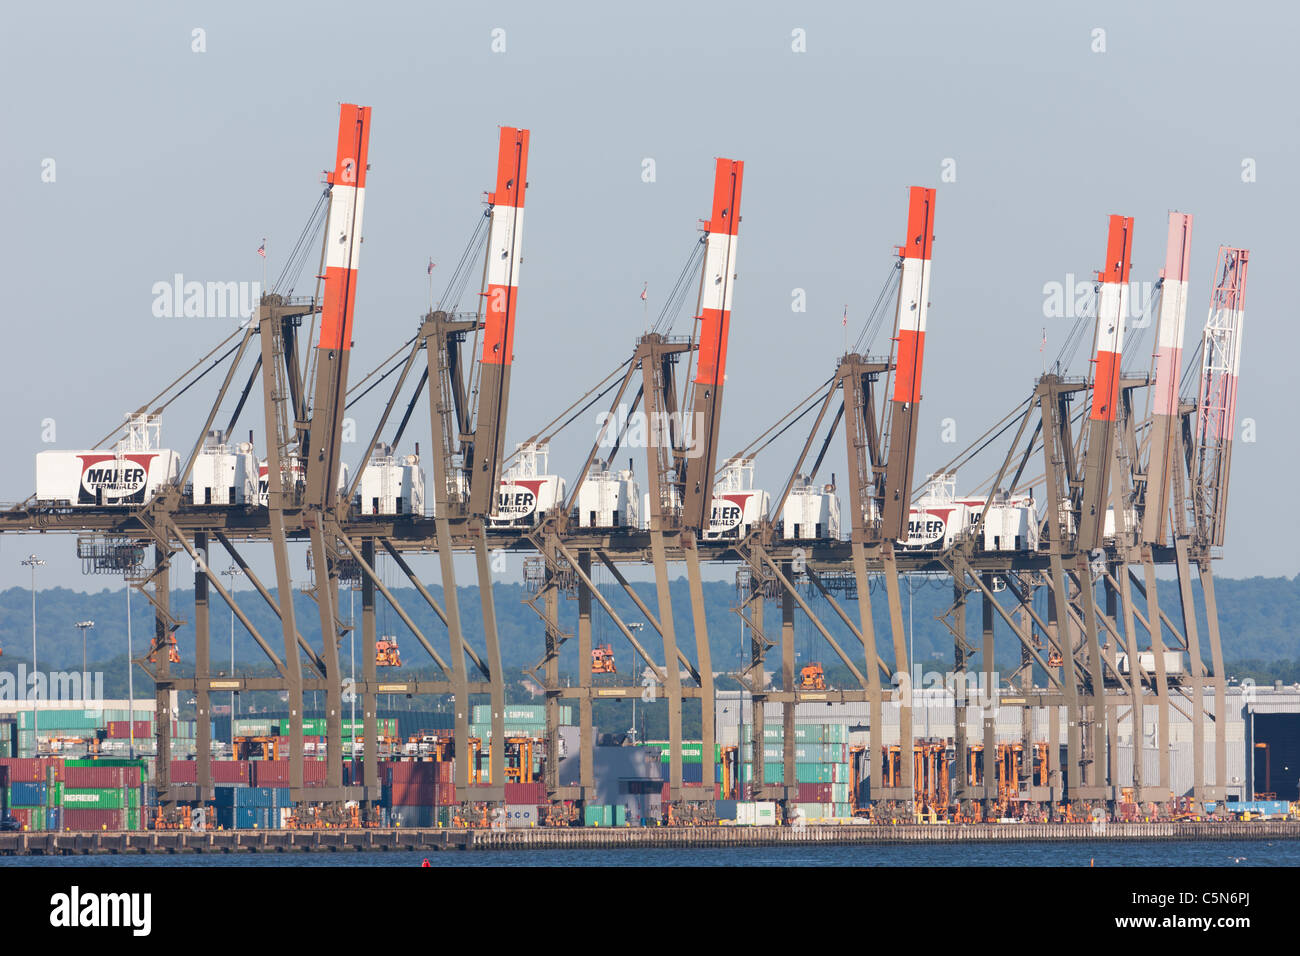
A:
2,0,1296,591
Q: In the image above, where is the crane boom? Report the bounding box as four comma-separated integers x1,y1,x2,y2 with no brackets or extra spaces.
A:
305,103,371,510
1193,246,1248,547
1077,213,1134,551
880,186,936,540
681,157,744,532
468,126,530,517
1141,212,1193,545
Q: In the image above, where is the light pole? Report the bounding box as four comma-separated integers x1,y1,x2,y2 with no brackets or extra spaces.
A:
21,555,45,749
74,621,95,701
126,581,134,759
224,565,243,753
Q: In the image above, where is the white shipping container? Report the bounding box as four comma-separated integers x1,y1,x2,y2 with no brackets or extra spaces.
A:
505,805,538,828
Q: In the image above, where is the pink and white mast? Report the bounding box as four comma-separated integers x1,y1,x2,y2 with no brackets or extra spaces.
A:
1142,212,1193,545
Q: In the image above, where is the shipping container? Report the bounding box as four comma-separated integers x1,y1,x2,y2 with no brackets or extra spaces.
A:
504,781,545,804
504,804,538,828
8,781,46,805
105,721,153,740
0,758,60,783
741,723,849,745
64,765,143,788
62,788,136,810
63,808,127,831
210,761,250,784
388,805,435,828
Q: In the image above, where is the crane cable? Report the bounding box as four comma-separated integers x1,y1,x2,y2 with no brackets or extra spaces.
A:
651,239,706,336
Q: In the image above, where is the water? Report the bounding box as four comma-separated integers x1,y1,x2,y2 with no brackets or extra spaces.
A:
1,839,1296,867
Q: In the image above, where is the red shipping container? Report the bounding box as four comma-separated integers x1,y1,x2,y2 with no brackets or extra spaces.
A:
256,760,292,786
210,761,250,784
64,766,142,788
437,761,453,784
389,762,436,784
437,781,456,806
8,808,31,830
105,720,152,739
797,783,832,802
0,758,61,783
301,760,327,787
170,760,197,784
504,781,544,804
63,808,127,831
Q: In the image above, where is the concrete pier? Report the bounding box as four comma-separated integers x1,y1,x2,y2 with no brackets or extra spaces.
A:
1,821,1296,855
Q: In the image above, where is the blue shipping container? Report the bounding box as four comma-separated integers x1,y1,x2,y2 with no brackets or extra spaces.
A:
46,808,61,831
9,781,46,806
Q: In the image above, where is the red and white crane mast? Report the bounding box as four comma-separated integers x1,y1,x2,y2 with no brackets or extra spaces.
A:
468,126,530,517
305,103,372,509
1077,214,1134,552
681,158,744,533
881,186,936,540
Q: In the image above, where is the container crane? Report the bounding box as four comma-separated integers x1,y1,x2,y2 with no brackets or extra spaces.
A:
303,102,372,795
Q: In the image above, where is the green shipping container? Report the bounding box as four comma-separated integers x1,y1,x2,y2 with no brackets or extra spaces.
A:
62,788,136,810
471,705,573,725
741,723,849,745
615,805,627,827
646,742,722,763
583,804,613,827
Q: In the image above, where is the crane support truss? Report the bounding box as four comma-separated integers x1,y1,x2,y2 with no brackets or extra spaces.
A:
0,115,1249,826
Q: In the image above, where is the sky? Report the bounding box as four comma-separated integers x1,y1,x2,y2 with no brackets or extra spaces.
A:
1,0,1297,592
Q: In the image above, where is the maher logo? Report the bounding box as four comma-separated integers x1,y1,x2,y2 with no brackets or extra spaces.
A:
497,479,545,519
50,886,151,936
708,493,752,533
76,454,156,505
907,508,950,545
